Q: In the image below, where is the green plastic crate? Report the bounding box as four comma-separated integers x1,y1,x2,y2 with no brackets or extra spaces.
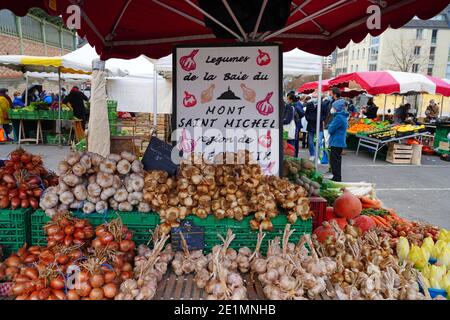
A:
185,214,312,255
0,208,33,257
108,112,118,121
21,110,39,119
38,110,54,120
110,126,118,135
61,110,74,120
46,134,70,145
31,209,160,247
75,138,87,151
8,110,22,119
107,100,118,111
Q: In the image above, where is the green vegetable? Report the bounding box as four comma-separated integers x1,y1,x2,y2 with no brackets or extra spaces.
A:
361,208,390,216
319,189,340,206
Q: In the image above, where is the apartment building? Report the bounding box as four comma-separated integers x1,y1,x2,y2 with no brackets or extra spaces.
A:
333,5,450,79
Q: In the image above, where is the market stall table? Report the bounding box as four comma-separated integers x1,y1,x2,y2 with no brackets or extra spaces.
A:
18,119,43,145
356,132,429,162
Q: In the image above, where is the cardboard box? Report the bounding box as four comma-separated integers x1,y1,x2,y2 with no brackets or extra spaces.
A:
439,141,450,151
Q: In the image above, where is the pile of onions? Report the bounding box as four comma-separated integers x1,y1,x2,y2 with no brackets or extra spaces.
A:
0,148,57,210
144,151,311,234
194,230,247,300
44,211,94,248
116,232,173,300
313,221,428,300
40,151,149,217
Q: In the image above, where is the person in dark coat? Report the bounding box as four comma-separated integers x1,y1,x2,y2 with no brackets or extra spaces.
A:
394,103,410,124
284,92,304,157
305,96,328,161
362,97,378,119
63,86,89,129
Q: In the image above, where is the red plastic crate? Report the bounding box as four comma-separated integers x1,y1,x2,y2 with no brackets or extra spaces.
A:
309,196,328,231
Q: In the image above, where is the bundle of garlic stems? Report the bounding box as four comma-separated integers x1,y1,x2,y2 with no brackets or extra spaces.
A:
172,232,208,275
193,230,248,300
116,230,172,300
313,220,427,300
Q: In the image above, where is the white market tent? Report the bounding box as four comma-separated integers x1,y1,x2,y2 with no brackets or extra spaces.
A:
154,48,324,168
63,45,172,115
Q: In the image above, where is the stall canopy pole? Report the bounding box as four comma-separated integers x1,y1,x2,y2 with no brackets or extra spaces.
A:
315,72,323,170
153,68,158,128
58,68,62,146
383,94,387,121
24,74,29,106
440,96,444,117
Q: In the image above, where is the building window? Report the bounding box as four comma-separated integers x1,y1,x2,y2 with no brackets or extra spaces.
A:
371,36,379,45
412,64,419,73
357,49,360,59
0,9,18,35
362,49,365,58
430,47,436,62
432,29,438,44
414,46,421,55
427,65,433,76
352,50,355,59
369,47,379,62
356,64,359,71
369,64,377,71
416,29,423,40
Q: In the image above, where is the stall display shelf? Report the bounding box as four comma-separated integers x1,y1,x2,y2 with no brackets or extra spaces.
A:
30,209,161,246
356,132,429,162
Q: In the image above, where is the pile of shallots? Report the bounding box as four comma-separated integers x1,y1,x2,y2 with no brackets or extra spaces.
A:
44,211,94,248
0,148,58,210
115,232,174,300
40,150,150,217
313,221,429,300
143,151,311,234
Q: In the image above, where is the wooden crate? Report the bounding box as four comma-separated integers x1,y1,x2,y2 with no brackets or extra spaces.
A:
386,143,413,164
153,272,333,300
154,272,266,300
411,144,423,165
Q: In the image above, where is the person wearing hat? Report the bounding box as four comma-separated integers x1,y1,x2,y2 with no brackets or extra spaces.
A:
425,99,439,122
327,92,349,182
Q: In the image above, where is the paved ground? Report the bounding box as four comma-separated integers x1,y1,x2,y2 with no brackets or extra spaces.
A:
2,143,449,228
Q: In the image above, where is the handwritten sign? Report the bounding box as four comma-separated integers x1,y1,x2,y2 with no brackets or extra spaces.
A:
171,220,205,251
174,44,282,175
142,136,178,176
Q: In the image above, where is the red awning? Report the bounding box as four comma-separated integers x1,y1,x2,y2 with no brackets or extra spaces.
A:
298,80,332,94
329,71,450,96
298,79,349,94
3,0,449,60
